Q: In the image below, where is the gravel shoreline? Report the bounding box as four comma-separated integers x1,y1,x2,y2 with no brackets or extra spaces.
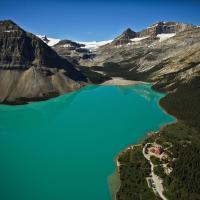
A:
101,77,143,86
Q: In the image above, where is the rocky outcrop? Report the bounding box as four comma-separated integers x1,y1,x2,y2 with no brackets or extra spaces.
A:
54,39,85,49
0,20,87,104
40,35,50,43
52,39,91,64
139,21,195,37
111,28,137,45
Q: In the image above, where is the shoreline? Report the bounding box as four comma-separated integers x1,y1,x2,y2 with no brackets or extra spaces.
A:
1,79,147,106
110,144,142,200
108,170,121,200
0,82,88,106
101,77,144,86
110,86,178,200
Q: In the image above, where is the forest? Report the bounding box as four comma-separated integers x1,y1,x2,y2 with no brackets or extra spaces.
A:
117,77,200,200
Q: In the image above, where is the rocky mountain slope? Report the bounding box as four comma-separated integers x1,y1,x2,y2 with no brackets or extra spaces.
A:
78,21,200,92
110,21,194,46
0,20,87,104
139,21,195,36
52,39,92,64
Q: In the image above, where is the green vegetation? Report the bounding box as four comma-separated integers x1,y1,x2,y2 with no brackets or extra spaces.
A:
116,146,161,200
154,165,166,179
155,137,172,149
157,123,200,200
154,77,200,199
117,77,200,200
150,156,162,166
159,77,200,130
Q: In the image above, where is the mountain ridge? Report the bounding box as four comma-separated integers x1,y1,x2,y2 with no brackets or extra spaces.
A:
76,22,200,92
38,21,198,48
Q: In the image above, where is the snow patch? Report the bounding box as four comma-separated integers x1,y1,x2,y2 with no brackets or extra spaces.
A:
37,34,112,50
63,44,72,48
147,24,159,29
130,36,149,42
157,33,176,42
47,38,61,46
78,40,113,50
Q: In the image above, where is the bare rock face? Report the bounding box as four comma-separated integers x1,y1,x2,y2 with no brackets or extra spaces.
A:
52,40,92,64
40,35,50,43
139,21,195,37
0,20,87,104
111,28,137,45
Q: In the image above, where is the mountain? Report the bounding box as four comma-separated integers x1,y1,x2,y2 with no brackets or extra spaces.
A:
79,21,200,91
35,21,200,93
1,20,199,103
0,20,87,104
38,35,112,50
102,22,195,47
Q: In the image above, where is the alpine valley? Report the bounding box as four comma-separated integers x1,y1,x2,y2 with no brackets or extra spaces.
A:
0,19,200,200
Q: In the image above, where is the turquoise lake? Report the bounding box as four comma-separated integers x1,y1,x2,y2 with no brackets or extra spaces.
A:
0,84,173,200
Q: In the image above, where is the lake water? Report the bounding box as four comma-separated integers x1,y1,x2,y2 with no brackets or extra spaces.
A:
0,84,173,200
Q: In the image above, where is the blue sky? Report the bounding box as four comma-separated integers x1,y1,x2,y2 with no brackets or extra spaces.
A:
1,0,200,41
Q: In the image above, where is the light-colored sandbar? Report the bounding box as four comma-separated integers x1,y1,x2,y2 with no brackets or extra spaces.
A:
101,77,142,86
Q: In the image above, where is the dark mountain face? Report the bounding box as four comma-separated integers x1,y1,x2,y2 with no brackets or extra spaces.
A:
0,20,84,78
0,20,87,104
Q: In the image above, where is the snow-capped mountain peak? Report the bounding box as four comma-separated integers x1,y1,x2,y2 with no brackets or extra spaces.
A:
37,35,61,46
37,35,112,50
